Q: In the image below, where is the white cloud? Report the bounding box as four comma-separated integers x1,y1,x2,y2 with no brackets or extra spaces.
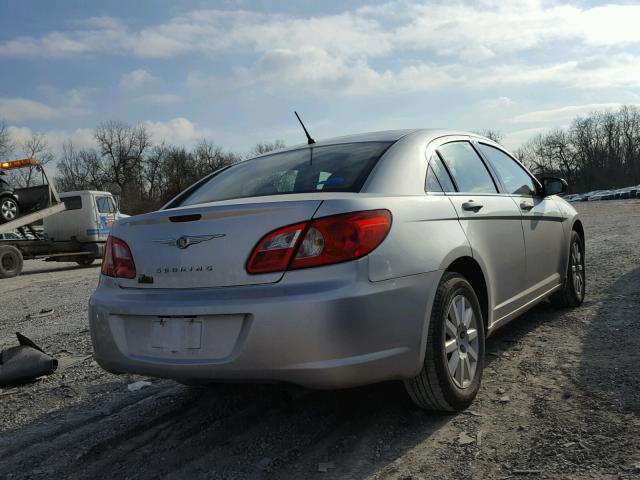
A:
3,2,640,61
511,103,633,124
120,69,155,89
0,88,94,123
0,10,389,60
502,126,560,150
228,47,457,96
136,94,182,105
0,98,59,122
481,97,516,109
0,16,128,58
5,117,210,159
223,52,640,97
6,125,95,156
2,2,640,99
143,117,213,144
128,10,391,59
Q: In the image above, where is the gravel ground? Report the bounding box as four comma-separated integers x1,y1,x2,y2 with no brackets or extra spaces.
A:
0,200,638,480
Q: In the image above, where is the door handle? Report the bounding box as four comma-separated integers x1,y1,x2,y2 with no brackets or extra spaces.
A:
462,201,483,212
520,201,534,211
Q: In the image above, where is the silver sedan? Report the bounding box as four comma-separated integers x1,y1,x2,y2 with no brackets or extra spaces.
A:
89,129,585,412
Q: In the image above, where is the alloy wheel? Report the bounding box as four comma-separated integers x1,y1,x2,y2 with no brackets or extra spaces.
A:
571,240,584,297
1,200,17,220
444,294,479,389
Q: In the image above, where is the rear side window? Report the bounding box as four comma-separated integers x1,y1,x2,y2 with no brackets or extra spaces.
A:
437,142,497,193
477,143,538,196
425,165,442,192
425,154,456,193
176,142,392,206
62,196,82,210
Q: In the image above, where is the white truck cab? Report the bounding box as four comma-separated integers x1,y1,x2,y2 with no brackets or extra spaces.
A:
44,191,128,243
0,158,129,278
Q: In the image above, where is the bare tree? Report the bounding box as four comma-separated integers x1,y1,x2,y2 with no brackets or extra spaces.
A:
143,143,169,204
518,105,640,192
16,132,55,186
0,121,14,160
56,141,106,192
476,130,504,144
247,140,286,158
94,121,151,204
194,138,241,176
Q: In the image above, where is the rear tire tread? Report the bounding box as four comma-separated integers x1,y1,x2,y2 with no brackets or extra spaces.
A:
0,245,24,279
551,230,585,308
405,272,477,412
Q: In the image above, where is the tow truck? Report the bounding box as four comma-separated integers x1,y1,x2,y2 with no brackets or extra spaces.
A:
0,158,125,278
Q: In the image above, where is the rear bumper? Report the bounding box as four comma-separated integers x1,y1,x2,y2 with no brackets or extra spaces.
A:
89,263,441,389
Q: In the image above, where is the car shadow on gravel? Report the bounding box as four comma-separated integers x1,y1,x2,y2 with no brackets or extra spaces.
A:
578,266,640,412
497,267,640,476
0,301,570,480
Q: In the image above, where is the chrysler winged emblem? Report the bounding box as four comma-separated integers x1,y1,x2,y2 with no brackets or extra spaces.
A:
154,234,225,249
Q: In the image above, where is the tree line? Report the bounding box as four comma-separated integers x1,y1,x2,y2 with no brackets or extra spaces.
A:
0,119,284,214
2,105,640,213
515,105,640,193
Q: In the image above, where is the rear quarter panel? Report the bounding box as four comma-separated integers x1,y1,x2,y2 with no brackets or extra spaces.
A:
312,195,470,281
552,195,582,276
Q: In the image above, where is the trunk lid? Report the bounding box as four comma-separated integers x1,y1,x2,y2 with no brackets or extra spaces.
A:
112,198,322,289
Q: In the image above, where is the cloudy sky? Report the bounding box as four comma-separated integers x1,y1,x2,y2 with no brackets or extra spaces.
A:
1,0,640,159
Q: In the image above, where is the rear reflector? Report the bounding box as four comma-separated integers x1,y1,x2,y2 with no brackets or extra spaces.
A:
101,235,136,279
246,210,391,274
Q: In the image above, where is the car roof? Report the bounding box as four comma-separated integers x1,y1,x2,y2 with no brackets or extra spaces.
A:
253,128,491,158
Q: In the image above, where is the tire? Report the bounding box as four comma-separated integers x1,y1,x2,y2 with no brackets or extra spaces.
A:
551,230,585,307
404,272,485,412
76,257,95,267
0,197,19,223
0,245,24,278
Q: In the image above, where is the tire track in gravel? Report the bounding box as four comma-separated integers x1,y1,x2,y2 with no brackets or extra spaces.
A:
1,384,302,479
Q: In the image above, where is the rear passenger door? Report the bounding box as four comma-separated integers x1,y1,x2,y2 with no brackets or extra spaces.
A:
475,142,565,298
429,138,527,324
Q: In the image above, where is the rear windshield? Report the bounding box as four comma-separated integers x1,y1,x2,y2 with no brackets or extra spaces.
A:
174,142,392,207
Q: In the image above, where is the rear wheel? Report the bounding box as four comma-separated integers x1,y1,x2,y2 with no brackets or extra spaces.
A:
0,197,19,223
404,272,485,412
551,230,585,307
0,245,24,278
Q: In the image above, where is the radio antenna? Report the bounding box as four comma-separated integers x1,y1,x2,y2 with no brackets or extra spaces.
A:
294,111,315,145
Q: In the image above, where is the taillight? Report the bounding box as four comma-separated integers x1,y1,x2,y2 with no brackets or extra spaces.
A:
246,210,391,274
101,235,136,279
245,222,306,274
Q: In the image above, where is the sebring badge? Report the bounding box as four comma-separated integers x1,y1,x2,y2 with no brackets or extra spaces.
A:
153,234,225,249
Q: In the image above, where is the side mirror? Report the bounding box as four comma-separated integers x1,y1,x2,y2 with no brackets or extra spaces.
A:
541,177,568,196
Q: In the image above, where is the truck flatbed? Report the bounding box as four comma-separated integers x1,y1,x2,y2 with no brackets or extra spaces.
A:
0,202,66,234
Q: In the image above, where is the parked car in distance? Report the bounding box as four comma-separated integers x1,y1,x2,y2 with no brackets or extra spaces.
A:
89,129,586,412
